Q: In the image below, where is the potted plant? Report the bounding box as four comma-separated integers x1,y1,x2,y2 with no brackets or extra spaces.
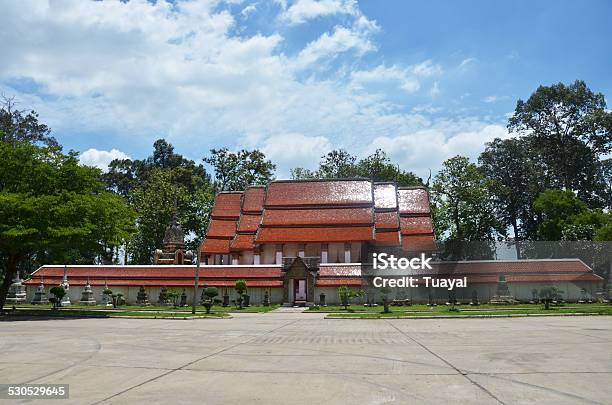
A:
202,287,219,314
235,279,247,309
49,285,65,310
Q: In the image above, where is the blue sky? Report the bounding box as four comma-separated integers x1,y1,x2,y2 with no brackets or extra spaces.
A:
1,0,610,178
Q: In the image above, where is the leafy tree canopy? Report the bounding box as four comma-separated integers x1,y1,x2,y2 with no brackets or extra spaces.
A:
533,189,611,241
479,137,543,240
431,156,501,242
0,141,135,309
291,149,423,187
508,80,611,204
204,148,276,192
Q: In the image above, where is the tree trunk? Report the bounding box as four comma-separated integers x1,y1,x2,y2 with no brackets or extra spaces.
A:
0,254,19,311
512,219,522,260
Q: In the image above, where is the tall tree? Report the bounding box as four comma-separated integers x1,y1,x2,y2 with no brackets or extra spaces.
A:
431,156,501,241
105,139,214,263
318,149,357,178
105,138,210,197
508,80,611,205
126,169,213,264
0,141,135,310
204,148,276,191
479,137,543,243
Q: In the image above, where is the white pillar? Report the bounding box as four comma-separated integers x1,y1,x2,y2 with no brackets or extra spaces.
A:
344,243,351,263
321,244,328,263
254,247,261,265
298,244,305,258
275,244,283,264
231,253,239,265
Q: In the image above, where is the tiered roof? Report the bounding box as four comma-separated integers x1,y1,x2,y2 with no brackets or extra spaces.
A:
201,192,242,254
231,186,265,251
201,179,437,255
256,179,375,243
397,187,436,252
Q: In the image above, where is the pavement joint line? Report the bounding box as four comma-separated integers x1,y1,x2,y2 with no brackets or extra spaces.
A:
90,318,301,405
478,372,604,404
385,320,507,405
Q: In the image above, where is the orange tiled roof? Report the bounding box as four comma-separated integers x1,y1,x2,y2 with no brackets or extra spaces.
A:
210,192,242,218
374,183,398,209
375,211,400,230
202,238,231,254
231,233,255,251
402,235,437,252
262,207,374,226
24,259,603,289
206,219,237,238
204,180,436,253
375,230,402,245
400,216,434,235
398,187,431,216
241,186,266,213
237,214,262,233
264,179,373,207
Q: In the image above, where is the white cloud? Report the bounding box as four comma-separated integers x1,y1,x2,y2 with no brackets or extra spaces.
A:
280,0,358,25
0,0,504,179
370,121,511,178
482,95,509,103
79,148,130,170
458,58,476,69
261,133,332,176
241,4,257,18
411,60,443,77
294,25,375,68
351,61,442,94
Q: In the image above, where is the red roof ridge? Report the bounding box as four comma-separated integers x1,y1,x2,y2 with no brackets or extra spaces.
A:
269,178,372,184
215,190,244,195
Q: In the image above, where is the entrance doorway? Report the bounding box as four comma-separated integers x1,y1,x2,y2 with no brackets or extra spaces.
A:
294,279,307,303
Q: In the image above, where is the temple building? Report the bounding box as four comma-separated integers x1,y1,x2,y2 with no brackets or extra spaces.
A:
24,179,604,305
200,179,436,265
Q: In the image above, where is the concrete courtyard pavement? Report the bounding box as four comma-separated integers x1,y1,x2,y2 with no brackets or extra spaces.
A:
1,311,611,404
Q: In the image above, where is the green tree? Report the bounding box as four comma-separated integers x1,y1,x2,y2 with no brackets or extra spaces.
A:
126,169,213,264
105,139,214,262
49,285,65,309
318,149,357,178
479,137,544,245
337,285,364,310
508,80,611,206
0,97,58,147
234,279,247,309
0,141,135,309
431,156,501,241
201,286,219,314
534,189,611,241
204,148,276,191
292,149,422,186
105,138,211,197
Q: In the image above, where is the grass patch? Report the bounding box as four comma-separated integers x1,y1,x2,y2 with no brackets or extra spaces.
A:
11,303,278,313
1,307,230,319
325,305,612,319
